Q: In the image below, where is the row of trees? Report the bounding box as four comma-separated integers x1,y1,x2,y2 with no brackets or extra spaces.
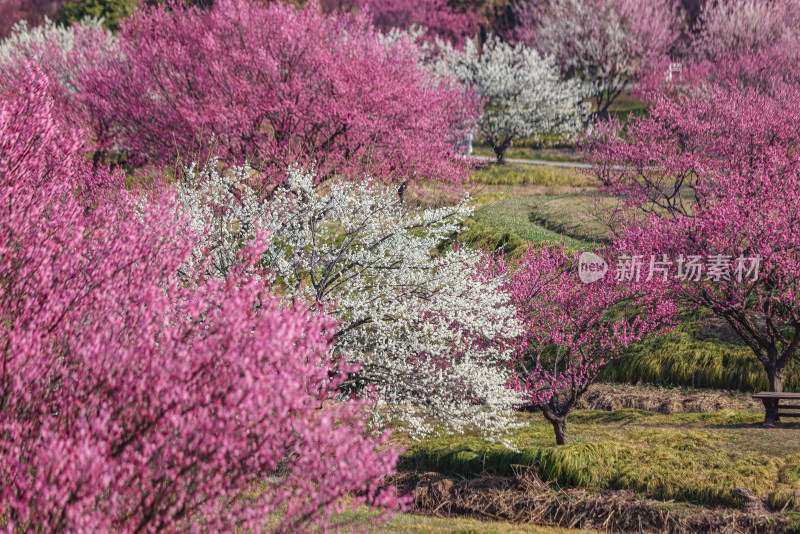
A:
2,0,477,184
3,2,800,529
587,56,800,397
9,0,796,169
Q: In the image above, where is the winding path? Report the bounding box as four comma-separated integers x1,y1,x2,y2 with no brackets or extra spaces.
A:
467,154,595,169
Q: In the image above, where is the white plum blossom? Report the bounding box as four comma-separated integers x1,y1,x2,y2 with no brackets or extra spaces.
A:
1,18,95,62
0,17,115,90
175,158,267,278
519,0,679,115
434,35,590,163
177,161,526,438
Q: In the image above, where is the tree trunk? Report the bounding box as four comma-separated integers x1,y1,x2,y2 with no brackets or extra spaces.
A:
761,353,787,425
494,146,507,165
92,150,104,171
541,408,569,446
551,417,568,446
493,141,510,165
767,364,784,393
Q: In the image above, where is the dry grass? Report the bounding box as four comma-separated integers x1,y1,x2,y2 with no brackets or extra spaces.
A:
471,164,591,188
576,383,761,413
602,332,800,392
469,196,595,250
471,146,582,163
401,469,796,533
330,509,585,533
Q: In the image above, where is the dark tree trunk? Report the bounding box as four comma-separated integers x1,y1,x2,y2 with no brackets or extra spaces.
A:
493,140,511,165
767,364,784,393
541,408,569,446
551,417,568,446
494,146,507,165
762,355,786,425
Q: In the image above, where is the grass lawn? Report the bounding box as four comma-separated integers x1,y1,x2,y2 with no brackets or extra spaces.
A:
334,512,585,533
470,163,591,188
398,408,800,511
465,163,609,250
470,196,592,250
471,146,583,164
469,190,613,250
524,194,612,244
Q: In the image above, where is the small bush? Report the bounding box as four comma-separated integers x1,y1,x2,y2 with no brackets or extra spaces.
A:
57,0,138,31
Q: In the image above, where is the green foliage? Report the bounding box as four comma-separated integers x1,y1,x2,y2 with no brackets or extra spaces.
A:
470,197,595,251
439,217,525,257
58,0,138,31
602,332,800,392
471,164,589,187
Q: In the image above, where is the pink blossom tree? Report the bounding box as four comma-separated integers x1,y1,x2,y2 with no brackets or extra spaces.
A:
326,0,481,45
0,17,117,162
586,82,800,403
676,47,800,98
691,0,800,61
514,0,681,115
0,66,400,532
503,246,676,445
0,0,66,37
75,0,477,186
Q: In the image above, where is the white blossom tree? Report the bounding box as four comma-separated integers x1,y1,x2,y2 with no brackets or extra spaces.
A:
515,0,680,115
176,162,526,438
435,35,589,164
0,16,113,86
175,158,267,279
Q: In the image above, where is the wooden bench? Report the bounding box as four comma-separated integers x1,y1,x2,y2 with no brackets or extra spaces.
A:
752,392,800,425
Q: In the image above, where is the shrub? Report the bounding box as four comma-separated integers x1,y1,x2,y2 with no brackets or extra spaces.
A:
0,66,399,532
57,0,138,31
